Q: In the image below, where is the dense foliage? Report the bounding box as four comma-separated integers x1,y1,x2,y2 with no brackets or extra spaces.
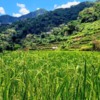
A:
79,2,100,22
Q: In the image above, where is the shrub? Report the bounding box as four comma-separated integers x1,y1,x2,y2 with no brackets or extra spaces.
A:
92,40,100,51
14,44,21,50
80,45,92,51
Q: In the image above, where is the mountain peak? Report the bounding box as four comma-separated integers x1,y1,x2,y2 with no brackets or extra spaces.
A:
0,9,47,24
19,8,47,20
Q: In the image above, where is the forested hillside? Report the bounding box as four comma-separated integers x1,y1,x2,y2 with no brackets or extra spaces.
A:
0,1,100,51
10,2,93,36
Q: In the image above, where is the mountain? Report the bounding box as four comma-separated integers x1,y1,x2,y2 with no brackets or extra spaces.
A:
0,9,47,24
0,15,18,24
19,9,47,20
10,2,93,37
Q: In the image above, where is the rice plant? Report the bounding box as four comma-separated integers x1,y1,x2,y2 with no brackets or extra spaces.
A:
0,51,100,100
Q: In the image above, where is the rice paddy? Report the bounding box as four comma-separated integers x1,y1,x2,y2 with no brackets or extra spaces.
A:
0,51,100,100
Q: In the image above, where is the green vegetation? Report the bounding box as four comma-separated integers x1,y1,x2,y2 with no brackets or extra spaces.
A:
60,20,100,50
79,2,100,23
0,2,99,51
0,51,100,99
7,2,93,36
0,1,100,100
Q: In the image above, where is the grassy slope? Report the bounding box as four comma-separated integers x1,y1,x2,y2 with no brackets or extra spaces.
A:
68,20,100,50
70,20,100,48
53,20,100,50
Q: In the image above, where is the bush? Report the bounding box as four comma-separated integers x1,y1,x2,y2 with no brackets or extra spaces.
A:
80,46,92,51
14,44,21,50
92,40,100,51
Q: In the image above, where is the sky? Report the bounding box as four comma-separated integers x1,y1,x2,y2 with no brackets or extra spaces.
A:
0,0,86,17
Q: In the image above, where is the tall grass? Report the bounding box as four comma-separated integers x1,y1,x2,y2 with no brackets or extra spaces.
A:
0,51,100,100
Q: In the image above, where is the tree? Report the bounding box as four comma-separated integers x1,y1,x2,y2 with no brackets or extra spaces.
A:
94,2,100,19
79,7,97,23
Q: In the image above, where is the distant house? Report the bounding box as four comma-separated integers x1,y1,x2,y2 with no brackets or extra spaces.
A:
52,46,58,50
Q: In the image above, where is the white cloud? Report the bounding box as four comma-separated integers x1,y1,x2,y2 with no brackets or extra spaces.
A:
0,7,6,15
19,7,29,15
17,3,25,8
36,8,40,10
13,13,21,17
54,1,80,9
13,3,29,17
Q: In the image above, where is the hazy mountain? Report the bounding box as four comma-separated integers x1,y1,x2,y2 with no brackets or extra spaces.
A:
19,9,47,20
0,15,18,24
0,9,47,24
